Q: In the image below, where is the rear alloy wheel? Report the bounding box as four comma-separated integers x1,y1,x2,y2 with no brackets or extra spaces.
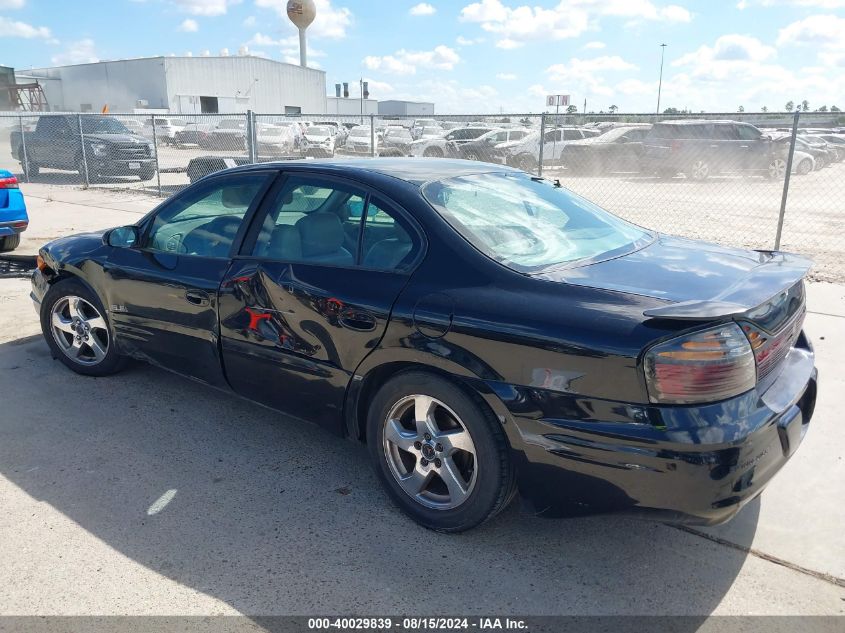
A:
464,151,481,161
796,158,813,175
688,159,710,181
368,371,515,532
423,147,443,158
767,158,787,180
40,279,126,377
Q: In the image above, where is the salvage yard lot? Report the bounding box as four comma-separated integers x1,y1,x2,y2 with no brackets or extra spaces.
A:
0,185,842,615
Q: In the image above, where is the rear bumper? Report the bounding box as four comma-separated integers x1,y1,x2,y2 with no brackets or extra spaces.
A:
0,220,28,237
497,337,817,524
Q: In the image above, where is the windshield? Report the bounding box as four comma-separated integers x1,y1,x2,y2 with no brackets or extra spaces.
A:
422,173,650,273
82,117,130,134
350,128,370,137
218,120,244,130
308,126,332,136
387,129,412,140
422,127,441,136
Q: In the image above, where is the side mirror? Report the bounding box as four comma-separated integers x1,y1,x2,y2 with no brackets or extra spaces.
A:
106,225,139,248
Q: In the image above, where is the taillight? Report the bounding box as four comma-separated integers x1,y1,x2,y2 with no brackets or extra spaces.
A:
0,176,19,189
644,323,756,404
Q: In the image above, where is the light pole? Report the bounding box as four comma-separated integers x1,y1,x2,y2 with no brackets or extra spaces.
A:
656,43,667,115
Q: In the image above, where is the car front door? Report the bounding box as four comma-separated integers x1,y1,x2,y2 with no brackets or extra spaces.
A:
104,171,275,386
218,174,423,432
736,123,769,171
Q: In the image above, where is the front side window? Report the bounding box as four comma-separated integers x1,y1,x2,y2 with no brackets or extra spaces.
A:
146,174,269,258
422,173,651,273
737,124,762,141
563,129,583,141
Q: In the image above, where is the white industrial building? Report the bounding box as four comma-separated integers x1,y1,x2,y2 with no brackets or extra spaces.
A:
378,100,435,116
16,55,327,114
326,96,378,117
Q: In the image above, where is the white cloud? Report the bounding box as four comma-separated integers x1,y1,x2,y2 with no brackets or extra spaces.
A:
255,0,352,39
0,16,51,39
242,15,256,27
364,78,394,95
495,38,523,49
456,35,484,45
0,0,26,9
615,78,657,95
738,1,845,8
179,18,199,32
777,14,845,48
172,0,241,16
249,32,299,47
51,39,98,65
674,34,776,67
459,0,690,48
363,45,460,75
545,56,638,97
584,40,606,49
496,72,517,79
410,2,436,15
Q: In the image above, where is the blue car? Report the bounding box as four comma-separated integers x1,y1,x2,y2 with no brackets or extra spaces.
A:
0,169,28,252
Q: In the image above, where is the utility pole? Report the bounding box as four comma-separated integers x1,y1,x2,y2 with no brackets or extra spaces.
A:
656,43,667,114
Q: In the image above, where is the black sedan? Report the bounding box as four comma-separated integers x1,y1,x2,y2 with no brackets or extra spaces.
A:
562,126,650,175
31,159,817,532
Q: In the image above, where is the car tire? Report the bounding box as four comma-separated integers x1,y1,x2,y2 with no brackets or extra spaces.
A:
138,166,156,181
20,154,39,179
815,156,826,170
423,147,444,158
0,233,21,252
40,278,127,377
367,371,516,533
687,159,710,181
796,158,813,175
767,158,787,180
464,151,480,161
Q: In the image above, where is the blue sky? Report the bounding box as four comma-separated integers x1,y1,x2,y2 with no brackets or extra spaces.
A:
1,0,843,113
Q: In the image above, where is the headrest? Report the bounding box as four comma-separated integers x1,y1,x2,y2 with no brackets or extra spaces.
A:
222,185,257,209
268,224,302,259
296,212,344,257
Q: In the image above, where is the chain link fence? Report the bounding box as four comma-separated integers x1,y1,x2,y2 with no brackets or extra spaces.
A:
0,110,843,281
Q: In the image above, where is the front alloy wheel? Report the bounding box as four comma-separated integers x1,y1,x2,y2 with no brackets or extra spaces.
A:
50,295,110,366
688,159,710,181
383,394,478,510
768,158,787,180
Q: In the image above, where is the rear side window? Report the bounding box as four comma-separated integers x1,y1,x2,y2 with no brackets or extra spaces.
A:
563,129,583,140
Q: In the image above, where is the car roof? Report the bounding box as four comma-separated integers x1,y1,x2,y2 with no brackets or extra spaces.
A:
231,158,520,186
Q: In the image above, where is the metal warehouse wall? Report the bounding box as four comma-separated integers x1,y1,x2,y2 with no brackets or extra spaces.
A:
326,97,379,116
22,58,168,112
377,100,435,116
164,56,326,114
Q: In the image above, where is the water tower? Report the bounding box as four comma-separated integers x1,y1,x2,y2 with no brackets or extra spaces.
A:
286,0,316,67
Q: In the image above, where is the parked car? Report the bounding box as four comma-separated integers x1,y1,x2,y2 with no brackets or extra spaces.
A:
344,125,377,154
454,128,530,163
175,122,215,147
207,119,247,150
499,127,599,171
641,120,788,180
10,114,156,181
409,127,494,158
801,135,842,162
300,125,337,157
561,126,651,175
792,137,832,170
418,126,445,141
186,155,251,183
142,117,186,145
119,119,145,135
31,158,817,533
817,134,845,161
380,126,415,156
411,118,439,139
791,150,815,176
0,170,27,252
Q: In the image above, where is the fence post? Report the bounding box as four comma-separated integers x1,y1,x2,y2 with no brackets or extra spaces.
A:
774,110,800,251
246,110,257,163
151,115,162,197
18,115,29,183
537,113,546,176
369,114,375,157
77,113,90,188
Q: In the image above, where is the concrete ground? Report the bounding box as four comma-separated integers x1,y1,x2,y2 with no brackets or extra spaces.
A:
0,184,843,615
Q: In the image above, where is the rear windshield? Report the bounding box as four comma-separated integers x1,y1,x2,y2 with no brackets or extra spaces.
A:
350,128,370,137
422,173,651,273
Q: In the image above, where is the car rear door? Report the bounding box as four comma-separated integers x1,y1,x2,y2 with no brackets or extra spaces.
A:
736,123,770,171
104,171,275,387
218,173,424,432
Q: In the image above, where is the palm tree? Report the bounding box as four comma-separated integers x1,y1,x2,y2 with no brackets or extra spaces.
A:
737,105,745,113
785,101,794,112
761,106,768,113
801,100,810,112
608,105,618,114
